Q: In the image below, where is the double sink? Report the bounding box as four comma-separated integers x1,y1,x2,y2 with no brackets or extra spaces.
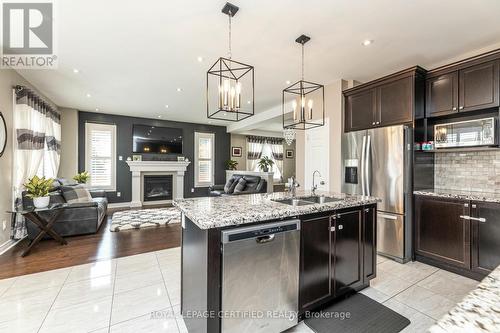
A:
272,195,342,206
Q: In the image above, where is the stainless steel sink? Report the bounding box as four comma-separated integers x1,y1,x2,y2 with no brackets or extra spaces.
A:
272,198,314,206
302,196,343,204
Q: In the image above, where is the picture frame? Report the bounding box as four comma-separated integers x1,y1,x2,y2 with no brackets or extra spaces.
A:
232,146,242,157
132,155,142,161
286,149,294,159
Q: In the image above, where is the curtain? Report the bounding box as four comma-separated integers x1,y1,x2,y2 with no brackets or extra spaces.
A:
269,140,284,182
11,87,61,240
247,136,264,171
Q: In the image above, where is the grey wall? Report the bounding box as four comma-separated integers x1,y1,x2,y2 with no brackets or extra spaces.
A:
435,151,500,193
78,111,230,203
58,108,79,179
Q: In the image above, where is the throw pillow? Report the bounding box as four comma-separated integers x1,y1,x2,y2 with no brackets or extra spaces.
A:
61,185,93,203
233,178,247,194
223,177,236,193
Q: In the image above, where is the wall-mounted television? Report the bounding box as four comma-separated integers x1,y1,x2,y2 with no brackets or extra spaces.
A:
132,125,183,154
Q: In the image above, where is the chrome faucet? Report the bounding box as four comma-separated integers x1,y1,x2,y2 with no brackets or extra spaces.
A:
312,170,324,195
288,176,300,197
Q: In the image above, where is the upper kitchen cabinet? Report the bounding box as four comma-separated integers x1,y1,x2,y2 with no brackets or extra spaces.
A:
344,67,426,132
426,72,459,117
426,54,500,118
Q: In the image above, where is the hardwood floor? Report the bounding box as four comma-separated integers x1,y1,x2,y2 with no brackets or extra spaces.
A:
0,207,181,280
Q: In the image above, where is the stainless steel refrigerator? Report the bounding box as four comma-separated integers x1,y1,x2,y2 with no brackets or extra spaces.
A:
341,125,412,262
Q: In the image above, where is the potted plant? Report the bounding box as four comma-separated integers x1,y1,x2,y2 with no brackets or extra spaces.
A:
24,176,54,209
258,156,274,172
225,159,238,170
73,171,90,184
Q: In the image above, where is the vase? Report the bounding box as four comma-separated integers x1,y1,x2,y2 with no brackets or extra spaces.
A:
33,196,50,209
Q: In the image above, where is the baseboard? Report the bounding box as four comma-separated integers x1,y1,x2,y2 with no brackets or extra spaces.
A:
0,237,24,256
108,202,132,209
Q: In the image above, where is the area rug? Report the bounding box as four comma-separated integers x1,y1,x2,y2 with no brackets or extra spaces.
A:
304,293,410,333
110,207,181,232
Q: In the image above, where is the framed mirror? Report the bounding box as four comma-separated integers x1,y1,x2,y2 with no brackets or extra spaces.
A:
0,112,6,157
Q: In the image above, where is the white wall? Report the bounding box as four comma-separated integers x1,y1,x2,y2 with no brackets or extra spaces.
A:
58,108,79,179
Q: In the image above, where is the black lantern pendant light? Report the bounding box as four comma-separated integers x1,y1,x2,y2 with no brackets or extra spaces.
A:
207,2,254,122
282,35,324,130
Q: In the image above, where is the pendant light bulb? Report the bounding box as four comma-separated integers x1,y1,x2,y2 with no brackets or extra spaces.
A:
308,99,313,119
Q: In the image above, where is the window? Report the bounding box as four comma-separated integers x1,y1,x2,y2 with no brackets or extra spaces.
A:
195,132,215,187
250,142,282,181
85,123,116,191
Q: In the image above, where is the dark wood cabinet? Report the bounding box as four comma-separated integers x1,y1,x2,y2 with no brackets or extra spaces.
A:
362,207,377,283
299,215,332,310
459,61,499,112
415,196,471,269
426,72,459,117
343,67,425,132
299,205,376,312
377,76,413,126
471,202,500,275
345,89,377,132
332,209,363,296
426,60,499,117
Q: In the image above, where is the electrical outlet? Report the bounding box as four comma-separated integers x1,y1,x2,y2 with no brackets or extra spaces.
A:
191,188,194,193
2,220,6,231
117,192,121,197
119,156,123,161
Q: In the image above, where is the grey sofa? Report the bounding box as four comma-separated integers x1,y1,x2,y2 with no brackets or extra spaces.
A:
208,174,267,197
22,179,108,240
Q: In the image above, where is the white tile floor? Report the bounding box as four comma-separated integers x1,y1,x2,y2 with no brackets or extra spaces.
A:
0,249,479,333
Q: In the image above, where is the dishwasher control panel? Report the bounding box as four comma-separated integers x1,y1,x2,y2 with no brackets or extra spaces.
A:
222,220,301,243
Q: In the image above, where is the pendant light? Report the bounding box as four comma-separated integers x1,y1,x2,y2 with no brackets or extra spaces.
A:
207,2,254,122
282,35,324,130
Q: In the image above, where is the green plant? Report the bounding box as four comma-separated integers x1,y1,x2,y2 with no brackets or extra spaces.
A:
257,156,274,172
225,159,238,170
24,176,54,198
73,171,90,184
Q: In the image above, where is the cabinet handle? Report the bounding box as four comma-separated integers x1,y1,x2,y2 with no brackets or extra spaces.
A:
460,215,471,220
372,122,376,125
452,107,457,111
464,203,469,208
330,226,336,232
472,204,477,209
364,208,370,213
376,121,380,125
338,225,343,230
459,106,464,110
470,217,486,223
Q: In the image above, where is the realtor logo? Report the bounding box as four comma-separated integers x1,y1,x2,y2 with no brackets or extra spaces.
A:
1,1,57,68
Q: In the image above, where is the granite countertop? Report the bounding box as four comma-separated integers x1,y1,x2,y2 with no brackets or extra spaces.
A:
173,190,379,229
429,265,500,333
414,189,500,204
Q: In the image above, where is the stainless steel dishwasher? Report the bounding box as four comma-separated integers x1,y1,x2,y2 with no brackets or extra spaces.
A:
221,219,300,333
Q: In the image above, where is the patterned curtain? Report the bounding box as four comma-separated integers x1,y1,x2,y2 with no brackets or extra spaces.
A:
11,87,61,240
269,139,284,181
247,136,265,171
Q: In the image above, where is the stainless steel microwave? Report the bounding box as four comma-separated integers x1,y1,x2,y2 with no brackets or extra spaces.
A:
434,117,497,148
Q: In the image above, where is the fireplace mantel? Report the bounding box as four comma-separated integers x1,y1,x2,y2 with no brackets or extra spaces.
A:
126,160,190,207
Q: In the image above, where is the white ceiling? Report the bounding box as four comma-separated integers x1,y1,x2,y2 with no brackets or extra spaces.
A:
15,0,500,127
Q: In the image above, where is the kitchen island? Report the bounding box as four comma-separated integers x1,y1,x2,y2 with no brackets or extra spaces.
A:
174,191,379,333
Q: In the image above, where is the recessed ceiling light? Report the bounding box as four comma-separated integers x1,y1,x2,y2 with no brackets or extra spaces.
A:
73,68,79,74
86,93,91,98
157,115,162,118
247,100,251,104
165,105,169,108
286,80,291,85
95,108,99,111
197,56,203,62
176,88,182,92
362,39,374,46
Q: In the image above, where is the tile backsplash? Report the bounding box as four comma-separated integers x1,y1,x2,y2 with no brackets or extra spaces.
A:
435,151,500,193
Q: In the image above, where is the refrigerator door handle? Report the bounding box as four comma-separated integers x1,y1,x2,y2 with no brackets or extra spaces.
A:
365,135,371,197
361,135,367,196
